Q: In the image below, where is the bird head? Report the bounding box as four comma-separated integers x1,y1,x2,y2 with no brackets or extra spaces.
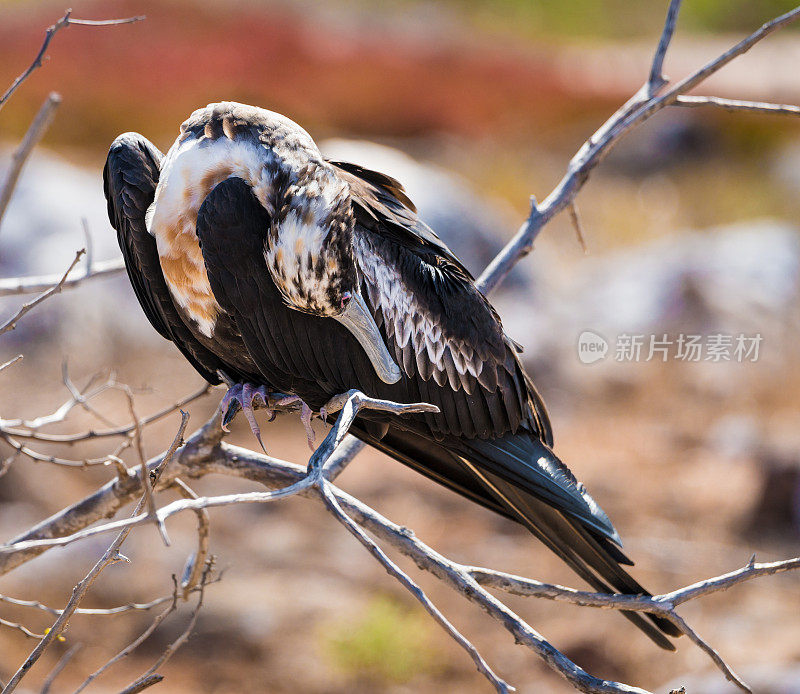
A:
266,170,401,384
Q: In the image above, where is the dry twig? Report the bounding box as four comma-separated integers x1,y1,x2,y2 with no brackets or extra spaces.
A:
0,258,126,297
0,382,210,443
0,249,84,336
40,644,81,694
0,355,22,373
0,10,144,111
476,1,800,294
0,93,61,228
117,561,215,693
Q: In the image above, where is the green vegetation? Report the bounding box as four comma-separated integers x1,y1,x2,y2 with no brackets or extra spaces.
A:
321,595,444,684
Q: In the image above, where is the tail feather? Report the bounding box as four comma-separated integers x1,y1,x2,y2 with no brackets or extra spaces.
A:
350,418,681,650
467,462,680,649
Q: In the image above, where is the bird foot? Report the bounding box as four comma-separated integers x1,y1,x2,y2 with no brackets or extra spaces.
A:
221,383,272,452
220,385,318,452
318,391,351,422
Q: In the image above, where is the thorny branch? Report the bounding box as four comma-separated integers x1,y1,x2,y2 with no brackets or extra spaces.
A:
2,2,800,693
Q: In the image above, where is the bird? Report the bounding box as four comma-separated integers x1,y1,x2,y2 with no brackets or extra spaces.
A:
104,101,681,649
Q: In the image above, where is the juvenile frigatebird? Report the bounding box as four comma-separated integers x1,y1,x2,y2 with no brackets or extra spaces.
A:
104,102,680,649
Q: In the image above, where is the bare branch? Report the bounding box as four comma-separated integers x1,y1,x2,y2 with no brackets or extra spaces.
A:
0,249,85,336
71,578,208,694
0,355,22,373
73,602,173,694
40,644,81,694
675,95,800,117
3,504,143,692
4,4,800,692
0,370,115,432
0,10,145,111
0,591,193,618
151,411,190,486
117,674,164,694
646,0,682,95
117,385,167,545
0,93,61,229
117,561,214,692
61,364,118,428
665,612,750,693
3,397,798,693
317,478,512,693
0,383,210,443
67,17,146,27
0,617,44,640
663,556,800,605
0,258,126,297
477,4,800,294
171,478,209,598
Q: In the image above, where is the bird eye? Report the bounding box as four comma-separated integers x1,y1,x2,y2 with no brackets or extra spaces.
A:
341,291,352,308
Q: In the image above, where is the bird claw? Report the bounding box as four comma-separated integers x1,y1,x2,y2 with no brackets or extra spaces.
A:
221,387,319,452
300,401,316,451
220,382,272,452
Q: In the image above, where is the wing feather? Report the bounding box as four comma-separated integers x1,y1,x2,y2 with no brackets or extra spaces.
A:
335,161,552,443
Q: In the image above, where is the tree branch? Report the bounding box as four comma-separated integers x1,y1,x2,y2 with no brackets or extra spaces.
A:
476,2,800,294
0,10,144,111
3,401,796,693
0,93,61,229
0,258,126,297
646,0,682,96
317,478,513,693
675,94,800,116
3,3,800,692
0,249,84,336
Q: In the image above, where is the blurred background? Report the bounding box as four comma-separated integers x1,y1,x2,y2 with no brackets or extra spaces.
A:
1,1,799,692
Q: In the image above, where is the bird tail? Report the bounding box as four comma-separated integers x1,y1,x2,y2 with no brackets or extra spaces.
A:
349,421,681,650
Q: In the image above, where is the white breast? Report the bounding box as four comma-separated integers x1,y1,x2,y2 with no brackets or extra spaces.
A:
148,134,276,337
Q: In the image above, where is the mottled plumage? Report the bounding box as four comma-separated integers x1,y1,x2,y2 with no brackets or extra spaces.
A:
104,102,681,649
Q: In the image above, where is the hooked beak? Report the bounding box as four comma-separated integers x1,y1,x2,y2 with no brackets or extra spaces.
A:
334,293,402,384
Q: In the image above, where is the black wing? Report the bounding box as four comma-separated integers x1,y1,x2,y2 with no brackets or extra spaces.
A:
333,161,553,445
104,133,225,385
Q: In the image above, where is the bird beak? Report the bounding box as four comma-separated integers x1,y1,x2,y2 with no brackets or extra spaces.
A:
334,293,402,384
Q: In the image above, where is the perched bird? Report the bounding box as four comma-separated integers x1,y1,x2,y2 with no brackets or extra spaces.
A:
104,101,680,649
